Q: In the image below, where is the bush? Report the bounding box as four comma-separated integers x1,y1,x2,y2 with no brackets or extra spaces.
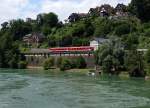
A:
60,58,72,71
76,56,87,69
43,57,54,70
129,66,146,77
70,59,77,68
18,61,27,69
115,23,131,36
56,57,87,71
56,57,63,67
102,55,113,74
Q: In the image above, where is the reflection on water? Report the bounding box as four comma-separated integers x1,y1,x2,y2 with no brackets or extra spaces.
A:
0,69,150,108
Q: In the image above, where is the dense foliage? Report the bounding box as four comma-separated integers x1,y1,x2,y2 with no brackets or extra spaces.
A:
59,57,87,71
0,0,150,77
95,39,125,75
60,58,72,71
125,50,146,77
43,57,55,70
42,57,87,71
129,0,150,22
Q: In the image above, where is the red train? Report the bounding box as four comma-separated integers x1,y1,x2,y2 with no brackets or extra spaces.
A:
49,46,94,53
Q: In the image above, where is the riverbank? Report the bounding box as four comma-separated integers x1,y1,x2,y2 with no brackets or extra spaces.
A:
27,66,43,69
27,66,93,74
26,66,150,80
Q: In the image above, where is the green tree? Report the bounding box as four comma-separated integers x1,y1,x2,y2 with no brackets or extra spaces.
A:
95,39,125,75
115,23,131,36
124,33,139,50
43,12,58,27
129,0,150,22
93,18,112,37
36,12,59,36
9,19,32,40
102,55,113,74
68,13,80,22
125,50,146,77
0,33,21,68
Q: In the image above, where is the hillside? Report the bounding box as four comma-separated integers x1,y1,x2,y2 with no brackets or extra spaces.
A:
0,0,150,74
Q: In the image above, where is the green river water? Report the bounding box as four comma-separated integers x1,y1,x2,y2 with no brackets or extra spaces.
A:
0,69,150,108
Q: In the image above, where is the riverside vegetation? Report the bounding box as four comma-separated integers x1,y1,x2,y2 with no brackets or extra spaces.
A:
43,56,87,71
0,0,150,77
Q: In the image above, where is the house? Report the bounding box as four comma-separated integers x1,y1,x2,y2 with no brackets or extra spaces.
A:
90,38,109,51
23,33,45,47
114,4,129,18
100,7,109,17
26,18,35,23
88,4,113,17
78,13,88,20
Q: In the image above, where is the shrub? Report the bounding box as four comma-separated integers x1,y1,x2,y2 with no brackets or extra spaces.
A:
57,57,87,71
129,66,146,77
43,57,54,70
102,55,113,74
18,61,27,69
60,58,72,71
56,57,63,67
70,59,77,68
76,56,87,69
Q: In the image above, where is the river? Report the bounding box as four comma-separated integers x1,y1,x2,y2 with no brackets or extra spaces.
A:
0,69,150,108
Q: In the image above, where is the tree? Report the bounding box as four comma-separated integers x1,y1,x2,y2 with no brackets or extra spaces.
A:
95,39,125,75
68,13,80,22
36,13,59,36
9,19,32,40
88,8,100,17
72,37,89,46
42,25,52,36
0,33,21,68
93,18,112,37
1,22,9,31
115,23,131,36
129,0,150,22
102,55,113,74
125,50,146,77
124,33,139,50
37,14,44,25
43,12,58,27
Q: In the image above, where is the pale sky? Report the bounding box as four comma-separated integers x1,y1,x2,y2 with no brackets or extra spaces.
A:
0,0,131,24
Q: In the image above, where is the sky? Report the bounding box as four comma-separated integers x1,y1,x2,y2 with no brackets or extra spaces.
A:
0,0,131,24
